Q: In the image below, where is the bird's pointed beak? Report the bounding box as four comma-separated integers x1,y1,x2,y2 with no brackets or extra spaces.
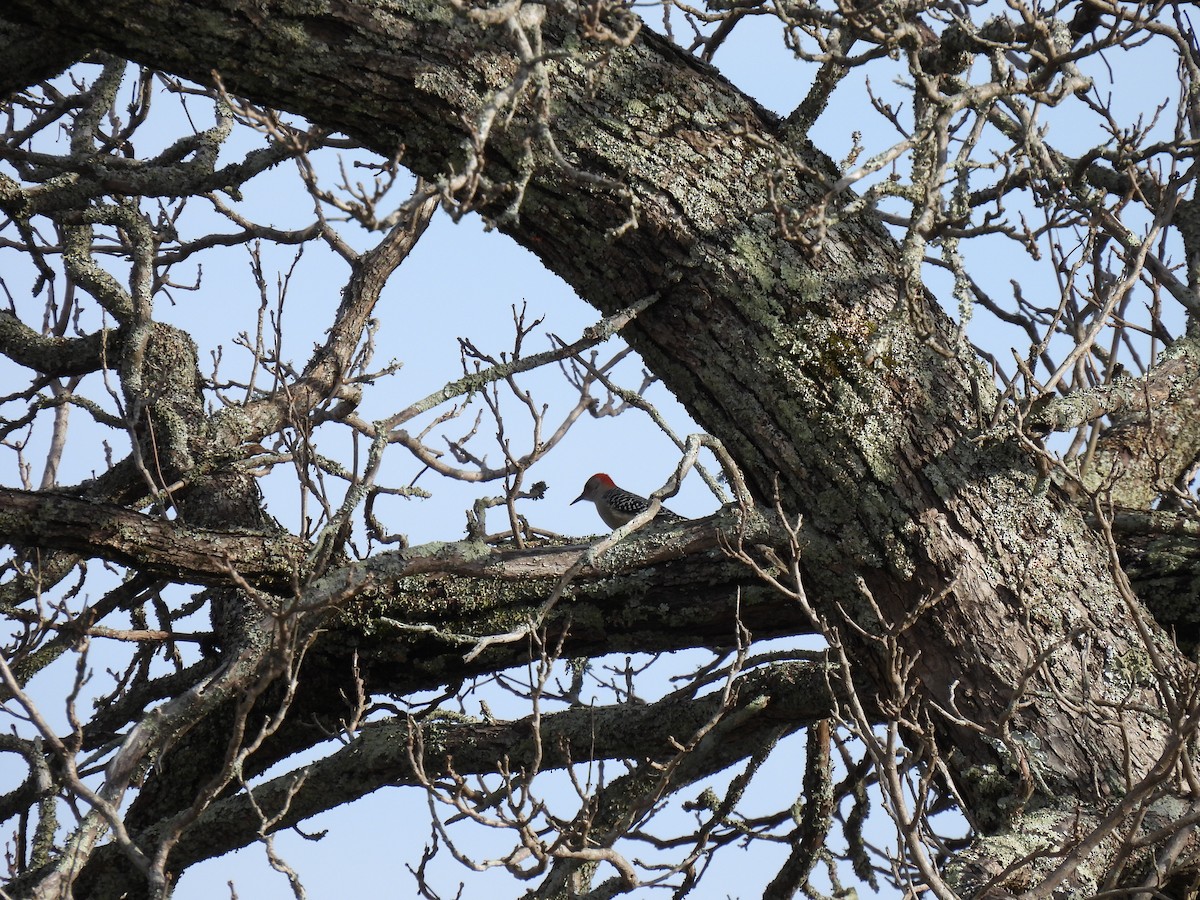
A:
571,493,585,505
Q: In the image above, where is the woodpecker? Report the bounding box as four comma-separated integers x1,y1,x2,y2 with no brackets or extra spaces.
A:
571,473,681,529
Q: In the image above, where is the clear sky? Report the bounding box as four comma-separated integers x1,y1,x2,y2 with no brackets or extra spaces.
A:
1,2,1183,897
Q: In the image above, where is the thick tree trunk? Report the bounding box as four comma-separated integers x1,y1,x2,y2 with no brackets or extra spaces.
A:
0,0,1189,894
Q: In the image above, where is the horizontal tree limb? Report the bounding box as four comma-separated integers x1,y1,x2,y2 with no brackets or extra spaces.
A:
73,660,835,895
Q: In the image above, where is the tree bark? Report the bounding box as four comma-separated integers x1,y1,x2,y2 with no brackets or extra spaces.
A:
0,19,84,98
66,661,834,899
0,0,1190,894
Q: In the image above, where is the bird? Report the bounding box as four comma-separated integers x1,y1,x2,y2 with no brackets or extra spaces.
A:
571,473,682,529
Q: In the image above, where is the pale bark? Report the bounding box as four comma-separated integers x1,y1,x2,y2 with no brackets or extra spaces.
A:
0,1,1193,896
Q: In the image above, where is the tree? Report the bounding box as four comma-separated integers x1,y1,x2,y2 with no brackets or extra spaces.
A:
1,0,1199,897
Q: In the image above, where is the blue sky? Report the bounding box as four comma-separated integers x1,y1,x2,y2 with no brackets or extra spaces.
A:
0,3,1187,897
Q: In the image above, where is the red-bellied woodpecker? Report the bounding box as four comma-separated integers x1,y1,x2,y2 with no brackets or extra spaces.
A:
571,473,682,529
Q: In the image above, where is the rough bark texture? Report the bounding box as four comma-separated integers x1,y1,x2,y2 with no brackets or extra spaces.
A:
0,19,83,99
71,660,833,898
0,0,1191,895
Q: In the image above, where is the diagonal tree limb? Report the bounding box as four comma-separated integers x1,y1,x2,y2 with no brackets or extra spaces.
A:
61,660,836,898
